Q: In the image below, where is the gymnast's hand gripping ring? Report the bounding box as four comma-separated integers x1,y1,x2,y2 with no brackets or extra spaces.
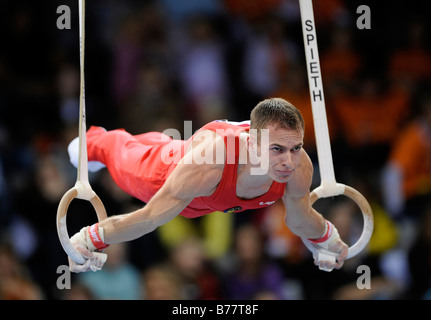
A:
302,183,374,260
57,184,107,264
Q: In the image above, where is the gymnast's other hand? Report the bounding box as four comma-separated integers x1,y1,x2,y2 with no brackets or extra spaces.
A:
309,220,349,271
68,225,108,273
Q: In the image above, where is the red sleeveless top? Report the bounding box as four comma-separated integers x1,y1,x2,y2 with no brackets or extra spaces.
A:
180,120,286,218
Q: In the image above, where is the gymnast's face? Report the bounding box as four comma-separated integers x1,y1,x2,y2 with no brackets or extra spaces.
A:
255,123,304,183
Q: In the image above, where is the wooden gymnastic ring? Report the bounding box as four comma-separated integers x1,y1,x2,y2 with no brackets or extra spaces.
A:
56,186,107,264
303,184,374,260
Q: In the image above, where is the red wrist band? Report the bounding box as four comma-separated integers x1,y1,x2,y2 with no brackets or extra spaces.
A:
88,223,109,250
308,220,333,244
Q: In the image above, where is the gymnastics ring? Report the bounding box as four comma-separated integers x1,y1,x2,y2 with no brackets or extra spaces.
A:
56,184,107,264
56,0,107,266
302,183,374,260
298,0,374,269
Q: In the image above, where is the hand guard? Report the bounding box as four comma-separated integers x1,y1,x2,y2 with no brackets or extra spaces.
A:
307,220,348,272
69,223,109,273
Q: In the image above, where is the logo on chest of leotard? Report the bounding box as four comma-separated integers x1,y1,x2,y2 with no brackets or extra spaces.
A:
259,201,276,206
223,206,242,213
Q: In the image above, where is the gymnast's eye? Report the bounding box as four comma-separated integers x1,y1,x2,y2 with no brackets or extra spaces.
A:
271,146,282,152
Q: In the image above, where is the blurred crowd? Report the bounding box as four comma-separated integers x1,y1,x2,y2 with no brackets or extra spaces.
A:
1,0,431,300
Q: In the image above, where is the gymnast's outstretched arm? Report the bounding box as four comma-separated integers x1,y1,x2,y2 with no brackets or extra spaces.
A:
68,132,224,273
282,150,348,270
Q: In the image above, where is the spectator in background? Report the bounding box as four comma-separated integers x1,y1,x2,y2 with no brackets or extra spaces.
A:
334,77,409,149
78,243,142,299
0,242,43,300
333,76,410,174
157,211,233,262
143,263,184,300
175,15,230,127
110,5,183,134
57,63,80,128
381,94,431,219
221,223,287,300
389,20,431,86
223,0,282,24
168,237,222,300
110,10,146,107
241,15,298,100
60,282,94,300
320,27,361,94
160,0,222,25
308,0,348,28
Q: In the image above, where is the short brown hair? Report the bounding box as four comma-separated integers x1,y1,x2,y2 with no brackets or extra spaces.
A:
250,98,304,133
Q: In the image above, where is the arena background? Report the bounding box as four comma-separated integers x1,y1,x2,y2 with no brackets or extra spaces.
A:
0,0,430,300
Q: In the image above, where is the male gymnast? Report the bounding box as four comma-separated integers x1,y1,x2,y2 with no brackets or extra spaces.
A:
68,98,348,272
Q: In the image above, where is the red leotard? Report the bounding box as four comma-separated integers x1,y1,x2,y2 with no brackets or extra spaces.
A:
86,121,286,218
